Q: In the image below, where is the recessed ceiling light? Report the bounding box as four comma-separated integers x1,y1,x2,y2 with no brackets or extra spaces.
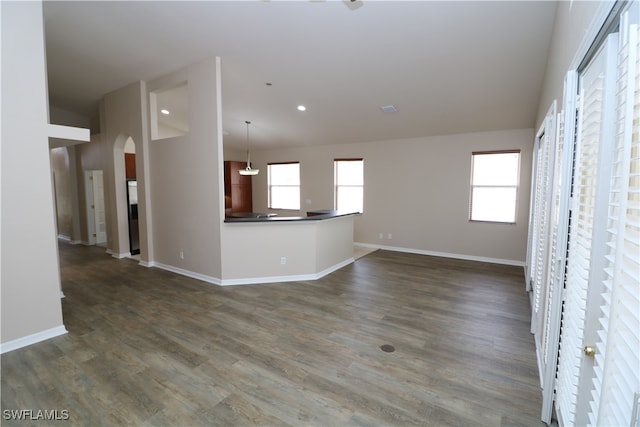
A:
379,104,398,113
160,109,170,115
297,105,307,112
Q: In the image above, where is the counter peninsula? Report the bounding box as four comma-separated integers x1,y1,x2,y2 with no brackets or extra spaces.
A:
221,211,358,285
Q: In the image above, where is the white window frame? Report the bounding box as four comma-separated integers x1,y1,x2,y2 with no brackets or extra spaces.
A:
469,150,521,223
267,162,300,210
334,158,364,213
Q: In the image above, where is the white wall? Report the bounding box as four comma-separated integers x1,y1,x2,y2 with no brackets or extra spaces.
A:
222,222,317,281
1,1,66,348
72,133,105,245
535,1,602,128
101,81,152,260
147,57,224,279
221,215,354,283
315,215,355,272
250,128,533,264
223,145,245,162
49,107,93,244
48,130,110,247
64,57,224,280
50,105,91,129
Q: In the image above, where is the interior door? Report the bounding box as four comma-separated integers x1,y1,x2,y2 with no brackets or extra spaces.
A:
85,170,106,245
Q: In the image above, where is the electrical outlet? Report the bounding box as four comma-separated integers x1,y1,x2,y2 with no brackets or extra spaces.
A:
388,233,393,239
179,251,184,260
378,233,383,239
281,257,287,265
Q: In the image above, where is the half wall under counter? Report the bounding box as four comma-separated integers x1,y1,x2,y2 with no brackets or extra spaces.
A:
221,212,357,285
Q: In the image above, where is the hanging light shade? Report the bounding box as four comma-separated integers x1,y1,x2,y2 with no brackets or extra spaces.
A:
239,120,259,176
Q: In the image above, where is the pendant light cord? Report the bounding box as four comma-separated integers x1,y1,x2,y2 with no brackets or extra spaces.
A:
245,120,251,168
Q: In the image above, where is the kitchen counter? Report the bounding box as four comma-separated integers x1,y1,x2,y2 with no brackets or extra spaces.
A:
224,210,357,223
221,211,357,285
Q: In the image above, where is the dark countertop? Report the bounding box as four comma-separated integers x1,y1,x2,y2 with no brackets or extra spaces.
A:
224,210,358,223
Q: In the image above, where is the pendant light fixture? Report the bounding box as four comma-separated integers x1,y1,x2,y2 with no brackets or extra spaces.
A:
239,120,259,176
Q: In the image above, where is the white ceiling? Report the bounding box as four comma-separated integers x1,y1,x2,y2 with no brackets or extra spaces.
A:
43,1,557,150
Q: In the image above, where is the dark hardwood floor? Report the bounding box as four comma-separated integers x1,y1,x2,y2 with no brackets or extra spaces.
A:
1,242,544,426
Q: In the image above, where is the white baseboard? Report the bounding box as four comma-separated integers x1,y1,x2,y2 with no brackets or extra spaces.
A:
353,242,525,267
0,325,68,354
111,251,131,259
221,273,317,286
354,242,381,249
57,235,83,245
153,262,222,286
139,260,154,268
150,257,355,287
317,257,355,279
220,257,355,286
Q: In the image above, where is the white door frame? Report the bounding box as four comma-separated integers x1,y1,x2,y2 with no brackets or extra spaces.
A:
84,170,106,245
84,170,96,245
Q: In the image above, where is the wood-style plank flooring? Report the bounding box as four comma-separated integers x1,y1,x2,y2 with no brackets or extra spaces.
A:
1,243,544,426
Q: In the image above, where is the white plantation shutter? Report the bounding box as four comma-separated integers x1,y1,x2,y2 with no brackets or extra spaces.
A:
555,33,619,426
535,108,571,424
528,141,543,290
541,112,564,367
527,101,570,424
527,161,540,289
555,65,603,427
589,22,640,427
534,3,640,425
540,94,578,423
530,108,557,343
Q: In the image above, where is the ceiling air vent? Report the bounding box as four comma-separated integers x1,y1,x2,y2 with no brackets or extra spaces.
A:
379,104,398,113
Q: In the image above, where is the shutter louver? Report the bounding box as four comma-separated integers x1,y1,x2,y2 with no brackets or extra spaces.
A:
532,120,556,343
539,6,640,425
589,24,640,427
542,112,565,365
555,44,608,426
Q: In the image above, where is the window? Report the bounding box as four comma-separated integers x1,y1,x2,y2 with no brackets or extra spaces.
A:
469,150,520,223
268,162,300,210
334,158,363,213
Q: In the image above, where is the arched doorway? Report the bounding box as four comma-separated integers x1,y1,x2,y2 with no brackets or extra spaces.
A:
124,138,139,255
111,134,143,258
